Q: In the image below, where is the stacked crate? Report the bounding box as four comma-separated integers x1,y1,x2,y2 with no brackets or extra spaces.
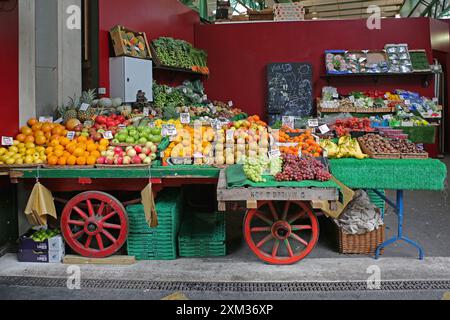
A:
366,189,386,216
178,212,226,257
126,188,183,260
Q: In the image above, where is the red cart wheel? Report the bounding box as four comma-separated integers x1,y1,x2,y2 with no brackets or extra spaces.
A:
244,201,319,265
61,191,128,258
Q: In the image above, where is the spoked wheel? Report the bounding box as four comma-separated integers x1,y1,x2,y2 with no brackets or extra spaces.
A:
61,191,128,258
244,201,319,265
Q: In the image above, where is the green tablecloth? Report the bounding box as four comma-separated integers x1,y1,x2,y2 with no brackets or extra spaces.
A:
226,164,340,189
329,158,447,191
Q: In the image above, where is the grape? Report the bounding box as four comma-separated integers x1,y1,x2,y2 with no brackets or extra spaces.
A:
275,155,331,182
243,157,267,183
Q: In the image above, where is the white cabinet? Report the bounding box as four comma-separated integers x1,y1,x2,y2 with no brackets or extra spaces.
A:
109,57,153,103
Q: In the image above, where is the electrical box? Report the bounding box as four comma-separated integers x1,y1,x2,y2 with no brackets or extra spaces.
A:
109,56,153,103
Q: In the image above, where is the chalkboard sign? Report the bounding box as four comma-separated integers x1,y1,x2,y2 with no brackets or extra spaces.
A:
267,63,313,118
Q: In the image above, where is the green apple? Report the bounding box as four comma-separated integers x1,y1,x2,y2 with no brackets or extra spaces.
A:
126,137,135,144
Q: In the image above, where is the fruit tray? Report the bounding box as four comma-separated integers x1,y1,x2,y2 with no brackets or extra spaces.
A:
358,142,401,159
400,152,429,159
42,165,95,169
0,164,41,169
95,164,152,169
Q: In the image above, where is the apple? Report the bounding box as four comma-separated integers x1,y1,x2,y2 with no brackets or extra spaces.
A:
96,157,106,164
145,142,154,150
134,146,142,154
126,149,137,157
114,147,123,155
100,151,107,157
106,150,115,158
114,156,124,165
123,156,131,165
132,156,142,164
142,147,151,156
143,157,152,165
106,156,114,165
138,153,146,161
151,153,157,160
125,146,133,152
150,144,157,153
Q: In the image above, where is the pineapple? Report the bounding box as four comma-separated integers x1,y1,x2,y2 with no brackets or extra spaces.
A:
58,95,79,123
78,89,97,122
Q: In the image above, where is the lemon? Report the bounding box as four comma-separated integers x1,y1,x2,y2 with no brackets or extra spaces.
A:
9,146,19,154
25,142,35,149
15,158,24,165
13,140,20,146
19,148,26,154
34,159,43,165
40,155,47,161
0,148,6,156
33,153,40,160
24,156,33,164
18,143,25,149
25,149,34,156
36,146,45,153
5,158,15,165
13,154,22,160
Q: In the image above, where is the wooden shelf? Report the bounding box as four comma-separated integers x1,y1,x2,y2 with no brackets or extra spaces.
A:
321,71,435,87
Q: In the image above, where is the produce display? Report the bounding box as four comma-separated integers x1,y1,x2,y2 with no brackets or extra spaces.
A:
357,134,399,156
29,228,61,242
96,143,157,166
320,136,367,160
152,37,209,75
278,129,323,157
243,156,268,183
113,124,162,145
385,44,413,73
333,118,374,137
275,155,331,182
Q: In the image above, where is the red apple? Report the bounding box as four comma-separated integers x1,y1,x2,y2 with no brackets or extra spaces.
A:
96,116,107,125
132,156,142,164
96,157,106,164
138,153,146,161
134,146,142,154
142,147,151,156
126,149,137,157
123,156,131,165
114,147,123,155
106,156,114,165
114,156,124,165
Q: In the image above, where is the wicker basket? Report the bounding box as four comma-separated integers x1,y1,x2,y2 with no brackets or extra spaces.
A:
336,224,385,255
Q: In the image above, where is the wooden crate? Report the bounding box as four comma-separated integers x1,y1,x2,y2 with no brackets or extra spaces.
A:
401,152,429,159
248,9,274,21
358,141,401,159
110,25,151,60
216,170,338,211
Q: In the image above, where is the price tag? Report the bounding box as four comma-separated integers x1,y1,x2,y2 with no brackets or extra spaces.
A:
39,116,53,123
332,93,339,99
1,136,14,146
54,118,64,124
103,131,114,140
282,116,295,129
143,107,150,117
312,134,321,144
268,149,281,159
228,101,233,107
118,124,126,130
66,131,75,140
79,103,90,112
162,125,177,137
180,113,191,124
349,96,355,103
318,124,330,134
382,114,392,120
298,148,303,158
323,149,329,158
193,152,203,158
308,119,319,127
226,130,234,142
151,110,157,117
404,100,411,105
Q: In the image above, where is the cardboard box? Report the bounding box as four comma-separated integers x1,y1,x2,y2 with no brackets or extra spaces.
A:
17,230,65,263
19,231,64,252
17,248,65,263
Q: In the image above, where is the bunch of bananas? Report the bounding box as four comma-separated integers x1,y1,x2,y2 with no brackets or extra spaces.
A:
320,136,367,160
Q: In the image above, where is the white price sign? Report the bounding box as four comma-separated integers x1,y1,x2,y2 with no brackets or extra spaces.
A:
209,104,216,114
268,149,281,159
349,96,355,103
143,107,150,117
282,116,295,129
228,101,233,107
103,131,114,140
79,103,90,112
66,131,75,140
180,113,191,124
118,124,126,129
1,136,14,146
39,116,53,123
318,124,330,134
404,100,411,105
162,125,177,137
332,93,339,99
382,114,392,120
308,119,319,127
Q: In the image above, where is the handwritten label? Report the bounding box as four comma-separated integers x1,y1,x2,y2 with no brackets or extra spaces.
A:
268,149,281,159
118,124,126,130
1,136,14,146
226,130,234,142
39,116,53,123
308,119,319,127
79,103,90,112
318,124,330,134
180,113,191,124
282,116,295,129
103,131,114,140
162,124,177,137
143,107,149,117
66,131,75,140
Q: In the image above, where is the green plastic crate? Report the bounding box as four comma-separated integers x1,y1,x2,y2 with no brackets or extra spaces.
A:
366,189,386,216
178,212,226,258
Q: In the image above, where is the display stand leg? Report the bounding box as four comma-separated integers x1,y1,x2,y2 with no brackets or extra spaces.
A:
372,190,424,260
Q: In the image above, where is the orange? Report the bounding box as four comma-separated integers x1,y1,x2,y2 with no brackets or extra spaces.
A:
86,156,97,165
45,132,52,139
90,150,100,158
73,148,84,157
99,139,109,147
76,156,86,166
67,155,77,165
49,140,60,148
21,126,32,136
34,130,44,137
35,135,46,146
54,149,64,157
24,136,35,143
77,136,88,143
27,118,38,127
83,151,90,157
86,144,97,152
16,134,26,142
32,123,43,131
63,151,71,158
42,123,52,133
54,145,64,151
57,157,67,165
98,145,107,152
77,144,87,151
66,143,76,154
59,137,70,146
47,156,58,166
52,126,64,136
45,147,54,155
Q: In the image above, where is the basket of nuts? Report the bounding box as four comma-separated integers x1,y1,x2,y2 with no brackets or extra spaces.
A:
358,134,401,159
389,139,429,159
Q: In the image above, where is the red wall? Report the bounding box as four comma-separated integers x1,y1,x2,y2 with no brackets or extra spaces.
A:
0,2,19,136
195,18,435,117
98,0,200,95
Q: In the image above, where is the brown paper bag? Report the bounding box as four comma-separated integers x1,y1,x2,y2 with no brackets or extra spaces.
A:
141,183,158,228
24,182,57,226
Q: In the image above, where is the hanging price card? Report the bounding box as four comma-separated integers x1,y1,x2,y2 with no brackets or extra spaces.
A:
308,119,319,127
103,131,114,140
66,131,75,140
143,107,150,117
79,103,90,112
318,124,330,134
180,113,191,124
268,149,281,159
162,124,177,137
1,136,14,146
39,116,53,123
228,101,233,107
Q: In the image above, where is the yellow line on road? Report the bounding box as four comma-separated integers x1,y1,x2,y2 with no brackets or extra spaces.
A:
162,292,189,300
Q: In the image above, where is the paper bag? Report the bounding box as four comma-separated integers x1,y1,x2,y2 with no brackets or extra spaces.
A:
24,182,57,226
141,183,158,228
